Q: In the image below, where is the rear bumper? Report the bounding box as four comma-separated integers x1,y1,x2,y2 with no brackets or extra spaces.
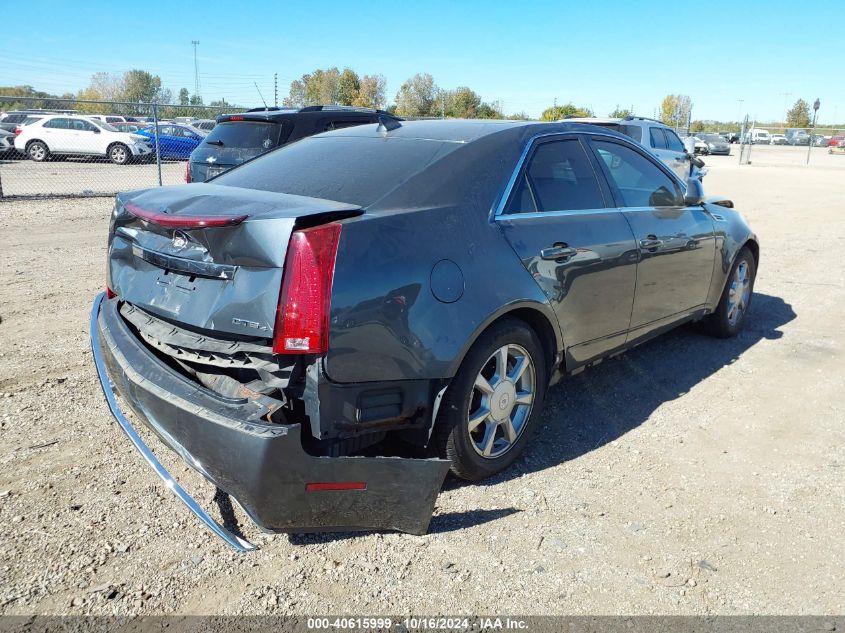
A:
90,293,450,551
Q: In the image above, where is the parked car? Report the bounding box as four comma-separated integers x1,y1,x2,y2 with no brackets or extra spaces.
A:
718,131,740,144
743,129,772,144
827,135,845,147
786,130,810,146
111,122,147,133
135,123,205,159
696,133,731,155
563,116,697,181
0,128,15,155
813,135,831,147
829,140,845,154
0,110,57,133
689,135,710,155
14,115,153,164
91,119,758,547
188,105,402,182
770,134,789,146
89,115,129,125
191,118,217,132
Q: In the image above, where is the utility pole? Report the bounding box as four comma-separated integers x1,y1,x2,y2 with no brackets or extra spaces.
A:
553,97,557,120
274,73,278,107
191,40,201,102
737,99,744,132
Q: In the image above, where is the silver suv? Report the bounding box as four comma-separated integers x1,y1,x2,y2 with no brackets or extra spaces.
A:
565,116,697,181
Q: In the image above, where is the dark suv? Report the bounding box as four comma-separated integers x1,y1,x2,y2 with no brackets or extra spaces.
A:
187,105,401,182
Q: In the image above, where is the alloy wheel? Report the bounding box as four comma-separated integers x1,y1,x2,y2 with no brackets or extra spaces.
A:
727,259,751,326
467,344,536,459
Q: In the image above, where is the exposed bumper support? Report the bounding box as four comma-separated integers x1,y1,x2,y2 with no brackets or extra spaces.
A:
90,293,256,552
89,293,450,552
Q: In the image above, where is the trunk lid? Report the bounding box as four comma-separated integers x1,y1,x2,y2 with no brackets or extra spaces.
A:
108,183,360,338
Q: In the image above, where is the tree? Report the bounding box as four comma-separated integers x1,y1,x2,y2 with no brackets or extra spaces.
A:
394,73,437,117
337,68,360,106
178,88,190,106
122,69,164,103
540,102,592,121
659,94,692,129
477,101,504,119
786,98,811,128
609,105,633,118
691,120,706,132
450,86,482,118
352,74,387,109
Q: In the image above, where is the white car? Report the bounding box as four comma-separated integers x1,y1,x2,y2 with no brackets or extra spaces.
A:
14,115,153,164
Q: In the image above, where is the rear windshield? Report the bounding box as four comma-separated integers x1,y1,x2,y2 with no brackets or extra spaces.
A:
215,136,454,207
204,121,287,149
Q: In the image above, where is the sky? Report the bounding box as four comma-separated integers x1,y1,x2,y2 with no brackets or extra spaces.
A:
3,0,842,124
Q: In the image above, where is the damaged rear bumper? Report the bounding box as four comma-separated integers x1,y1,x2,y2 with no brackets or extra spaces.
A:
89,293,450,551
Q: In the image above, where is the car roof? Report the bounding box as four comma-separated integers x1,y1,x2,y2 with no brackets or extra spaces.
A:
316,119,629,145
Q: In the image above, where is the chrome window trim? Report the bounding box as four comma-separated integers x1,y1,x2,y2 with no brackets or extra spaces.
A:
492,129,684,220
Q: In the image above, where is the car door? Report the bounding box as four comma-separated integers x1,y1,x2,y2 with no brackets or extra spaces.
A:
75,119,105,154
648,126,689,181
587,136,716,337
496,135,639,364
156,126,177,157
40,118,73,152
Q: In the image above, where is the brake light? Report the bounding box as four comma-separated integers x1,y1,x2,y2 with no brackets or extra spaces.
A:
14,125,22,136
106,286,117,299
185,161,191,183
124,202,247,228
230,115,244,121
273,223,342,354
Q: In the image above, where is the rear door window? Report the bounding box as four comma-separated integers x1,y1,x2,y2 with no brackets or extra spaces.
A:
664,129,685,152
44,118,70,129
591,139,682,208
504,139,605,214
649,127,668,149
204,121,284,150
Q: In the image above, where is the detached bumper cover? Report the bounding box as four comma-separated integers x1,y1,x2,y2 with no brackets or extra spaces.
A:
90,293,450,551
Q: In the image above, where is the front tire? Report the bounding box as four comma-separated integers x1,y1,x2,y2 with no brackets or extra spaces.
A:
434,318,547,481
27,141,49,162
705,246,756,338
109,143,131,165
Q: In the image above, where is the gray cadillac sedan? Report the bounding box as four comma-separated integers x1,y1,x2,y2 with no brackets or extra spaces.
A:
91,119,758,548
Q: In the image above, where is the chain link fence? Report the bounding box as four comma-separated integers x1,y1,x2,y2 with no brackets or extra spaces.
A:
0,96,248,198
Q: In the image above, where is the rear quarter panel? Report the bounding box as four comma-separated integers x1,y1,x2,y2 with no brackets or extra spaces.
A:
326,206,560,383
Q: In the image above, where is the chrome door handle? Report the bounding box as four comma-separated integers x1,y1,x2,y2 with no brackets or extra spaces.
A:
540,245,577,261
639,238,663,249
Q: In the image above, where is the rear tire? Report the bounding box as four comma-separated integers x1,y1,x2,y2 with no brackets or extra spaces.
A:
109,143,131,165
704,246,756,338
433,318,547,481
27,141,49,162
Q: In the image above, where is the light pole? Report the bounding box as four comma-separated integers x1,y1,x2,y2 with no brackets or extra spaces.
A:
807,98,820,165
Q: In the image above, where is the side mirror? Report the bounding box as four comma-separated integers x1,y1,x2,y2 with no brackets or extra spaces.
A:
684,178,705,206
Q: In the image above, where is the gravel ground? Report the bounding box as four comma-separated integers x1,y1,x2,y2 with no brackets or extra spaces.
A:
0,151,843,616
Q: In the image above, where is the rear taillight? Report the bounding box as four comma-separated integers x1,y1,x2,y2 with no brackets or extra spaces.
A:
185,162,191,183
106,286,117,299
14,125,22,136
272,223,342,354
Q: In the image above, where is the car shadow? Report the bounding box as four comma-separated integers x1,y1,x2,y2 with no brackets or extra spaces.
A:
445,292,796,490
285,508,520,546
282,292,794,544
